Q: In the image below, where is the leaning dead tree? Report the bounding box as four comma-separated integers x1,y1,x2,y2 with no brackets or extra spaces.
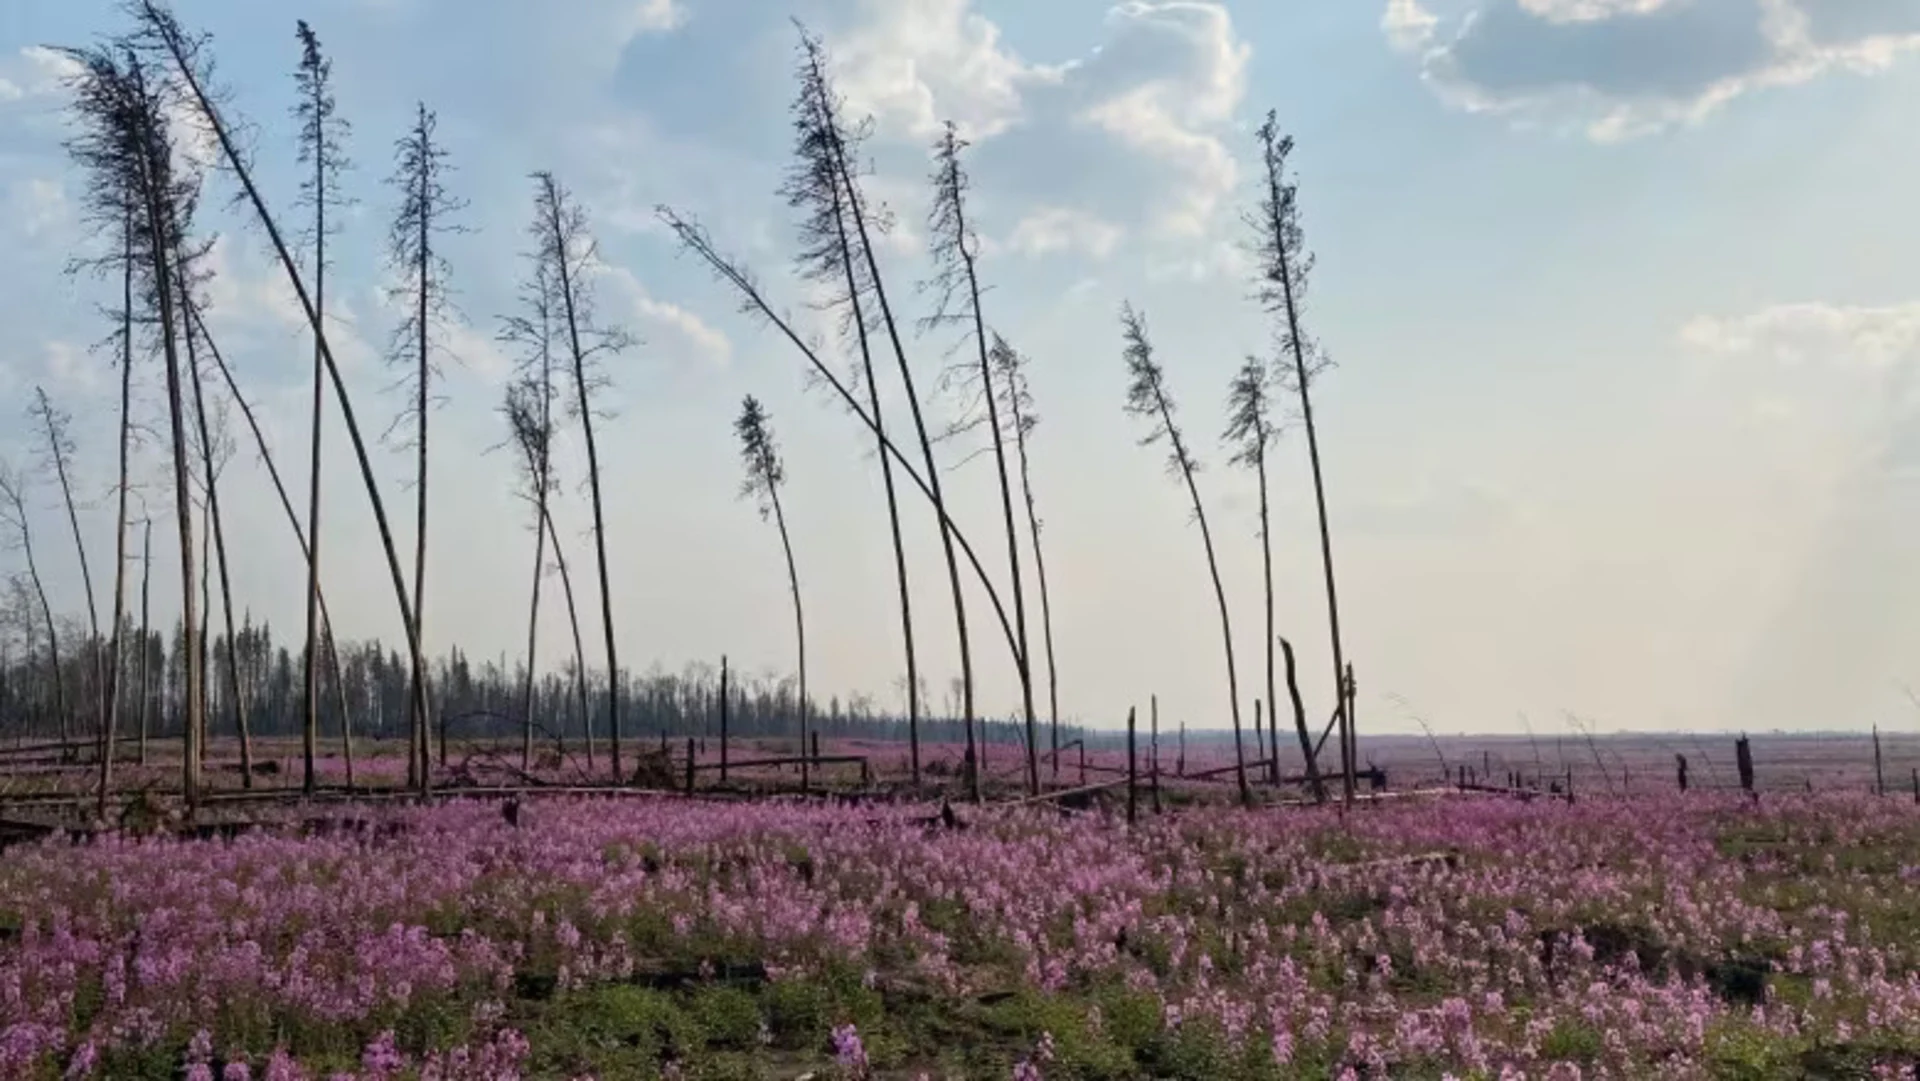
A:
60,126,143,801
1253,111,1353,803
63,41,205,804
734,395,810,789
0,462,67,744
1226,355,1322,798
386,101,463,780
925,122,1038,797
131,0,433,798
1121,303,1249,805
29,389,103,743
990,335,1062,784
529,171,630,781
795,27,977,788
659,212,1030,751
175,201,255,785
185,298,356,787
500,253,560,770
293,17,352,793
779,33,932,787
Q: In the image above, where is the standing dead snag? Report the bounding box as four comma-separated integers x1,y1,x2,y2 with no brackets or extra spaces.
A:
779,35,929,788
176,224,256,785
1120,303,1250,807
1226,356,1321,798
500,254,561,771
795,28,976,787
186,298,356,788
734,395,811,792
131,0,430,799
29,390,104,748
0,464,67,745
991,336,1062,784
294,18,352,794
925,122,1039,797
658,212,1028,736
529,171,629,781
137,516,151,766
386,102,463,783
1251,111,1354,804
64,42,205,806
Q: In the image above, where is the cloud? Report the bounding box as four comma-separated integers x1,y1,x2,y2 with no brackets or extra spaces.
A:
1383,0,1442,50
599,265,732,367
1001,206,1124,259
1388,0,1920,140
829,1,1251,244
833,0,1056,141
1680,301,1920,370
1,47,82,102
625,0,689,37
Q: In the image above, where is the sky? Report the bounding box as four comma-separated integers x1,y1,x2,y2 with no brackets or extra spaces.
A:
0,0,1918,738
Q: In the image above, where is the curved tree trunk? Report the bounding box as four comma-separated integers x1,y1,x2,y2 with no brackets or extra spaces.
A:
768,485,807,792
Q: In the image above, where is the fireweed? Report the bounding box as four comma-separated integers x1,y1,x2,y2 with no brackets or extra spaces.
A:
1,792,1918,1078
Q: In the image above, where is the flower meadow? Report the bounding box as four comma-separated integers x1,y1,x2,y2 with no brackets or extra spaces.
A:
4,792,1920,1079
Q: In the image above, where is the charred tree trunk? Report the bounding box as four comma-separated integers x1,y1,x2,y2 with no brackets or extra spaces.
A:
139,4,431,800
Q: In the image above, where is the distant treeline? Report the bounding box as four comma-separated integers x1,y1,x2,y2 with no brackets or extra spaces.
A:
0,617,1078,753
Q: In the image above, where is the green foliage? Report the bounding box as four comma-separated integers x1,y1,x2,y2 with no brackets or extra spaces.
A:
1540,1019,1604,1063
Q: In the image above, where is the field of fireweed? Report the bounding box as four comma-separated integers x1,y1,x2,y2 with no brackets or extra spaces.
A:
4,793,1920,1080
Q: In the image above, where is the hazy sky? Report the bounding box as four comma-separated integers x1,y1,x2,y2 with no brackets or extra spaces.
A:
0,0,1917,737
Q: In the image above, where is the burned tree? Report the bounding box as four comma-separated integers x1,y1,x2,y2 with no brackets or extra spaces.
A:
794,28,977,788
502,377,592,769
529,171,629,781
500,255,560,769
186,299,355,787
990,336,1061,784
924,122,1037,796
1225,355,1320,797
660,211,1034,776
0,463,66,744
293,18,352,793
63,42,205,804
29,390,103,743
1252,111,1353,802
1120,303,1249,805
778,42,928,789
385,102,463,780
131,0,434,797
734,395,810,789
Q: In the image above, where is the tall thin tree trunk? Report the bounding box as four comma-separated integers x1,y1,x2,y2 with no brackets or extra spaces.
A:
143,8,431,799
188,300,356,792
128,113,203,808
100,218,136,815
827,130,975,796
1004,355,1059,783
183,321,251,786
302,196,326,794
821,170,921,789
768,484,807,792
544,505,592,773
137,520,151,767
413,166,435,779
548,208,620,783
946,162,1037,797
1259,125,1352,805
520,495,548,769
16,519,66,745
36,390,104,749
